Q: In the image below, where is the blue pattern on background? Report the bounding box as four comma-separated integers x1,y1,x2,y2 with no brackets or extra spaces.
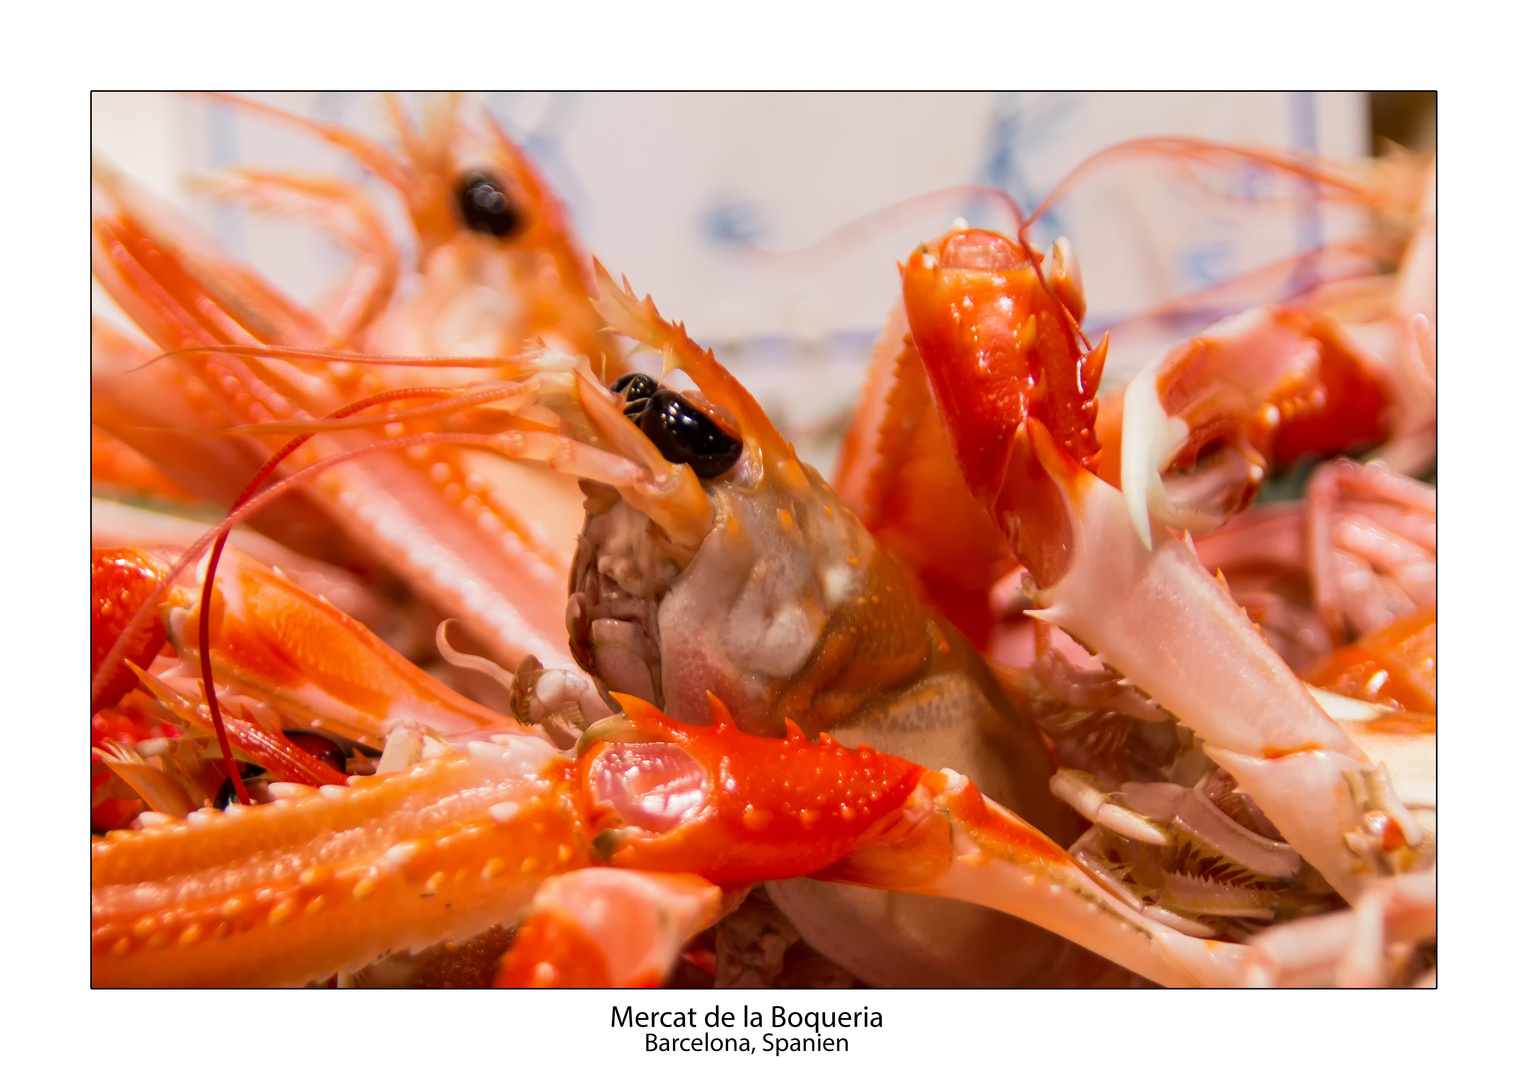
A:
701,193,768,248
976,92,1076,242
1288,90,1324,296
485,93,590,232
205,103,245,258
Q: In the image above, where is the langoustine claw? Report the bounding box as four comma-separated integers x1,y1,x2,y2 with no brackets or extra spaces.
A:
902,226,1426,907
94,685,1251,987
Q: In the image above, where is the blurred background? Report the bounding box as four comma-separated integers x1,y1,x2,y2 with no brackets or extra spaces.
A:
92,92,1435,474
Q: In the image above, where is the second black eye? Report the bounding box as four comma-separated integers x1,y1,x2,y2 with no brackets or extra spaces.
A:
214,764,270,809
456,172,526,238
610,373,658,419
638,390,743,480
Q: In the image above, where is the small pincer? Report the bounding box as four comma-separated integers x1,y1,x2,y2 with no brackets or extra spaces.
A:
509,655,612,750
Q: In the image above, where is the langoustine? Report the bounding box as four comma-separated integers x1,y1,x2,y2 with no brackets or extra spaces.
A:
833,132,1433,980
92,96,1436,987
92,92,614,674
892,219,1433,978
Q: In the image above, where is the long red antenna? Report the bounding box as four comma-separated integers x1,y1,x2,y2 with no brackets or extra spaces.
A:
193,385,473,804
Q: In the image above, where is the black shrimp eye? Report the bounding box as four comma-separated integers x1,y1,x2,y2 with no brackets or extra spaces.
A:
455,172,526,238
281,729,348,773
610,373,658,418
213,764,270,809
638,389,744,480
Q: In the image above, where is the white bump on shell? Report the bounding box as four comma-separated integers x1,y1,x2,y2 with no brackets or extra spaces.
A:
489,801,523,824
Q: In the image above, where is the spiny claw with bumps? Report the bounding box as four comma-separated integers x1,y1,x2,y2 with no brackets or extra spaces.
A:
578,693,926,886
566,693,1245,987
902,228,1413,908
96,684,1247,986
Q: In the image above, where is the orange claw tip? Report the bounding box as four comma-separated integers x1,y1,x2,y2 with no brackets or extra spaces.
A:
925,770,1071,868
901,229,1102,505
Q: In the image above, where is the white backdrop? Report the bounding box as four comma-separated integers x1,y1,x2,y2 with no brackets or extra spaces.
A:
92,92,1367,472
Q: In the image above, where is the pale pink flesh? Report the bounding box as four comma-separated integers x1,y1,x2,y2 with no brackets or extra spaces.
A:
1307,460,1436,638
1239,869,1435,987
589,744,709,833
1027,428,1377,903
